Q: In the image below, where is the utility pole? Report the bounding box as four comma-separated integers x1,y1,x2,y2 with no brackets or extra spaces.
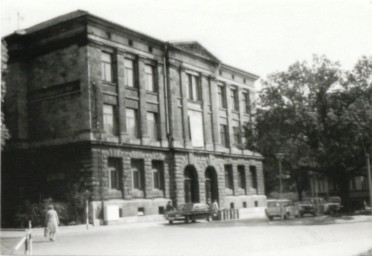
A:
366,153,372,215
276,153,285,199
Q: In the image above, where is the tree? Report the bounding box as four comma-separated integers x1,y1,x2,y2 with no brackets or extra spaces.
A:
1,40,10,149
251,55,372,207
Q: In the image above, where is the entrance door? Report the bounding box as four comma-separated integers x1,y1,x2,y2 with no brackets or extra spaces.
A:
184,166,199,203
205,167,219,205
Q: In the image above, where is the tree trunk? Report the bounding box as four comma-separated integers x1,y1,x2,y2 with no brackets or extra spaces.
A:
336,176,351,212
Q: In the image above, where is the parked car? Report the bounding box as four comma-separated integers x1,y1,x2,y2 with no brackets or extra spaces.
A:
165,203,213,224
298,199,317,217
265,199,300,220
324,196,342,215
298,197,327,216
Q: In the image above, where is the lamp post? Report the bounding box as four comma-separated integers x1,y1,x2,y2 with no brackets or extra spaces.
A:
275,153,285,199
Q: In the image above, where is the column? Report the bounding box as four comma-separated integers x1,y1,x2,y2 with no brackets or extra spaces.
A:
137,56,149,144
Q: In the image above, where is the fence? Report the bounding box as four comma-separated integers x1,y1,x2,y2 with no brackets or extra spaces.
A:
215,209,240,221
0,221,32,255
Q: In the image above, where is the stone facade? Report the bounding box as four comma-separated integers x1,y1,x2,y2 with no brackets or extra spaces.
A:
2,10,265,225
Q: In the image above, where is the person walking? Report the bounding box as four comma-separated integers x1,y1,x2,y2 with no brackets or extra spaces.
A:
44,204,59,242
212,200,219,215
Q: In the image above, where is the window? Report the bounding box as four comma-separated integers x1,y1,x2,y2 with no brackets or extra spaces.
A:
218,85,227,108
188,110,204,147
187,74,201,101
238,165,246,190
132,159,144,190
145,65,156,92
152,160,164,190
126,108,138,138
231,88,239,111
124,59,135,87
233,126,241,146
242,91,251,114
147,112,158,140
250,166,258,189
108,158,122,190
103,104,117,136
101,52,113,82
220,124,228,147
225,165,233,189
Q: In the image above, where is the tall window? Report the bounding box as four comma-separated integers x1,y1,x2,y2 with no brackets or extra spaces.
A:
188,110,204,147
147,112,158,140
218,85,227,109
103,104,117,136
238,165,246,190
231,88,239,111
187,74,201,101
250,166,258,189
152,160,164,190
220,124,228,147
132,159,144,190
101,52,113,82
145,65,156,92
233,125,241,146
124,59,135,87
108,158,122,190
224,165,233,190
126,108,138,138
242,91,251,114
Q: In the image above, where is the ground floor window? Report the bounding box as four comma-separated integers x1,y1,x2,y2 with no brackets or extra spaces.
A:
108,157,122,190
152,160,164,190
132,159,145,190
225,165,233,190
250,166,257,189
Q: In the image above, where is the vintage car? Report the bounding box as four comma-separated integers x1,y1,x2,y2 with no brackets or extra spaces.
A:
298,199,317,216
324,196,342,215
165,203,213,224
299,197,329,216
265,199,300,220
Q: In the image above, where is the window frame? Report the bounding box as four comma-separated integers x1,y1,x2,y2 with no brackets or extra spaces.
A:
131,159,145,190
126,108,139,138
218,85,227,109
103,104,118,136
224,165,234,190
187,73,201,101
147,112,158,140
124,58,136,88
152,160,164,190
231,87,239,112
220,124,228,147
101,52,114,83
145,64,156,92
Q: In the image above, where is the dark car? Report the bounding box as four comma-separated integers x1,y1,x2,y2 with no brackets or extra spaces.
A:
165,203,213,224
324,197,342,215
298,199,316,217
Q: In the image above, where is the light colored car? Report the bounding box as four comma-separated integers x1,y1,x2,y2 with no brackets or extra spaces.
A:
324,196,342,215
265,199,300,220
165,203,213,224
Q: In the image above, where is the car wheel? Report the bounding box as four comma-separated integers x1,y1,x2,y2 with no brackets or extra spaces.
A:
192,219,196,223
169,220,173,224
185,216,190,224
268,216,273,221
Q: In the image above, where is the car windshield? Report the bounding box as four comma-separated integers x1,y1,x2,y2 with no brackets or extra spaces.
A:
327,197,341,203
267,202,280,207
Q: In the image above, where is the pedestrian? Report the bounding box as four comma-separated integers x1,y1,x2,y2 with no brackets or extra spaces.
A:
212,200,219,215
44,204,59,242
166,201,174,212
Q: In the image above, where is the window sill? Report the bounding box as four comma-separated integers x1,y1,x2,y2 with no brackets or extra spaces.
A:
126,86,139,90
102,81,117,86
146,90,158,95
187,99,202,104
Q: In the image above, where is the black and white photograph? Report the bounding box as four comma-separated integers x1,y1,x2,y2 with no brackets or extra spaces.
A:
1,0,372,255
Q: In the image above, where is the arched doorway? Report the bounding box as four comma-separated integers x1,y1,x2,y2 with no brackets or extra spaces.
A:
184,165,200,203
205,167,219,205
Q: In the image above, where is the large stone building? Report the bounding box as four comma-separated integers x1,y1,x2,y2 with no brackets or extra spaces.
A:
2,10,265,225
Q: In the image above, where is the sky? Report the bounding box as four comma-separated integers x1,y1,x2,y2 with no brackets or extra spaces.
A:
1,0,372,80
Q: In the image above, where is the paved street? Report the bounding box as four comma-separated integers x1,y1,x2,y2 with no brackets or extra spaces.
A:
29,217,372,256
